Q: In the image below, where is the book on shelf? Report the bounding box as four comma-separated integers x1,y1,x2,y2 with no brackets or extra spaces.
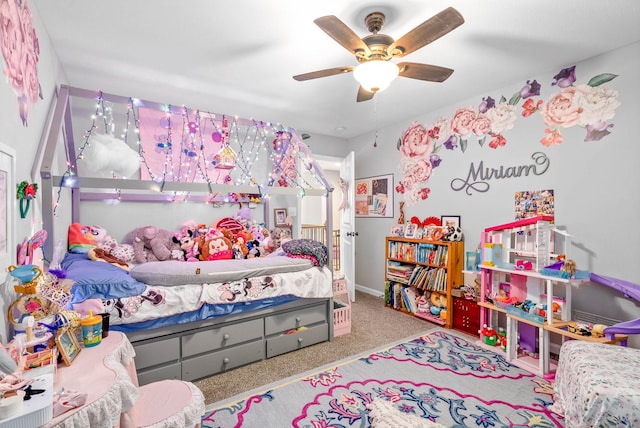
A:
402,286,419,313
407,266,447,292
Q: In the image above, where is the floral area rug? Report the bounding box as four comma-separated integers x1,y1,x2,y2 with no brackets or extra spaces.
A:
202,329,563,427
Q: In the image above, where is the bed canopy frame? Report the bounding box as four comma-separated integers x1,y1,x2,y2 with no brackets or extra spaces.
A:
39,85,334,266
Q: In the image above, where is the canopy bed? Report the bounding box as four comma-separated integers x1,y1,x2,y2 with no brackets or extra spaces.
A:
38,85,336,384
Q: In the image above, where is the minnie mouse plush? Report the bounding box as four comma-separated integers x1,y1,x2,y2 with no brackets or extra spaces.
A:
172,230,199,262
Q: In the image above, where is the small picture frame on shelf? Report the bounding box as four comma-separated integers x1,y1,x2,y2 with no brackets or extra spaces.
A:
55,327,81,366
404,222,417,238
441,215,461,228
413,227,424,240
389,225,404,237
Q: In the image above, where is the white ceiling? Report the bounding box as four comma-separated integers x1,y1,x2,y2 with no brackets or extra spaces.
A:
33,0,640,140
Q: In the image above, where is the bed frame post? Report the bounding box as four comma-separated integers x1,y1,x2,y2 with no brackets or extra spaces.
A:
40,85,71,263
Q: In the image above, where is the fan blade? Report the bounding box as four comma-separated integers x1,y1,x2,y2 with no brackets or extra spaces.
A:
398,62,454,82
356,86,375,102
314,15,371,56
293,66,355,81
390,7,464,57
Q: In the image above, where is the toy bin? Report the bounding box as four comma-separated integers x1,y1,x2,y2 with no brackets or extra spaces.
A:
332,278,351,337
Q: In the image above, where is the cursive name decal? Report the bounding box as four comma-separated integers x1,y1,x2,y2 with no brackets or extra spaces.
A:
451,152,550,195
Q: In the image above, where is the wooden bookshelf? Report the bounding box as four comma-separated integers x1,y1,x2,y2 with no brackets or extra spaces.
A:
384,236,464,329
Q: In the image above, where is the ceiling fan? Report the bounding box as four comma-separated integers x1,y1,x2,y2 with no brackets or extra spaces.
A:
293,7,464,102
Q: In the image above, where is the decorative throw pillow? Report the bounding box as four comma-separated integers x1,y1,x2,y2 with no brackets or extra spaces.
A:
282,239,328,267
61,253,146,303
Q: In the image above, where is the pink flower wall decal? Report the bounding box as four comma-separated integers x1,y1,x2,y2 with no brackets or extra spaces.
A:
395,65,619,203
0,0,42,126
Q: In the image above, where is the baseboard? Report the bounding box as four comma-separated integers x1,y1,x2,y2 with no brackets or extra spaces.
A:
355,283,384,298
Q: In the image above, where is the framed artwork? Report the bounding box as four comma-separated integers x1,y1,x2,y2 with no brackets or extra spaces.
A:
413,227,424,240
404,222,417,238
441,215,461,228
389,225,404,237
514,189,554,220
355,174,393,218
274,208,288,227
56,328,81,366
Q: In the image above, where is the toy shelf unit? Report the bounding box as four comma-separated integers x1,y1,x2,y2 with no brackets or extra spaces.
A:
477,216,627,377
332,275,351,337
384,237,464,329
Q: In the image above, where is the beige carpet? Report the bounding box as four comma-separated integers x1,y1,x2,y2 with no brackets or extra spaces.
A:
195,290,434,404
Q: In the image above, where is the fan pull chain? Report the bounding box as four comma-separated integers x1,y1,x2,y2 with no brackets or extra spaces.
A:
373,97,378,148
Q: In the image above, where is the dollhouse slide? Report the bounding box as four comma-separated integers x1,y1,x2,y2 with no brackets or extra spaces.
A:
590,273,640,336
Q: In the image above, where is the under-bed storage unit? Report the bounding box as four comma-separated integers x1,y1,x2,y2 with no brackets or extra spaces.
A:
129,298,332,385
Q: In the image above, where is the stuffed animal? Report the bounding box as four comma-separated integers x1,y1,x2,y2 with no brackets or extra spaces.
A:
199,235,233,261
270,227,283,252
235,204,252,228
442,225,463,242
172,230,199,262
130,226,182,263
234,230,253,258
246,240,261,258
97,234,135,263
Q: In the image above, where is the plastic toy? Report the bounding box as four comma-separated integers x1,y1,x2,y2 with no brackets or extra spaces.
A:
515,259,533,270
480,324,498,346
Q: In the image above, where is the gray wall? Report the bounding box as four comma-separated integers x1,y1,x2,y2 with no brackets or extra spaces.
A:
349,42,640,345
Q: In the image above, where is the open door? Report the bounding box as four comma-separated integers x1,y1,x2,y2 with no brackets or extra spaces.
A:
339,151,356,302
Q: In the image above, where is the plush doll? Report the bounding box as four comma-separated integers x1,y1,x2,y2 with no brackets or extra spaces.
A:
172,230,199,262
234,230,253,258
199,235,233,261
246,240,261,258
235,204,252,228
130,225,182,263
68,223,101,253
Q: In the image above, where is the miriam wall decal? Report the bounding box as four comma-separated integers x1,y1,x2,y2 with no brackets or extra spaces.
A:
396,65,620,203
0,0,42,126
450,152,550,195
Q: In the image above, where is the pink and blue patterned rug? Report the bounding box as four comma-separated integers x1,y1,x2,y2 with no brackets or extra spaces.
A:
202,329,563,427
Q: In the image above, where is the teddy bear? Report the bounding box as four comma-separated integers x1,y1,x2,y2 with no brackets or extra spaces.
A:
129,225,182,263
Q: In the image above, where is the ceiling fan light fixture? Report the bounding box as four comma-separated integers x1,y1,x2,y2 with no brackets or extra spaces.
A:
353,60,399,93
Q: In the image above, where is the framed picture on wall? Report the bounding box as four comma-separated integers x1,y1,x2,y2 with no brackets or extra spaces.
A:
354,174,393,218
274,208,288,227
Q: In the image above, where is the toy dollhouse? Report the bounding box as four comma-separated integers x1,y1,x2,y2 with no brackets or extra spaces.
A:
477,216,627,377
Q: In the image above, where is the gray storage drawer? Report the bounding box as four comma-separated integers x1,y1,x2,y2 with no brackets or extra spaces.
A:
181,340,264,381
265,303,328,335
137,362,181,386
133,337,180,370
266,323,329,358
182,318,263,358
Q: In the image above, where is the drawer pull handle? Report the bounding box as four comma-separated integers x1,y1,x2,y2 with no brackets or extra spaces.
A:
223,357,230,364
297,337,304,343
223,334,230,340
295,317,301,323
